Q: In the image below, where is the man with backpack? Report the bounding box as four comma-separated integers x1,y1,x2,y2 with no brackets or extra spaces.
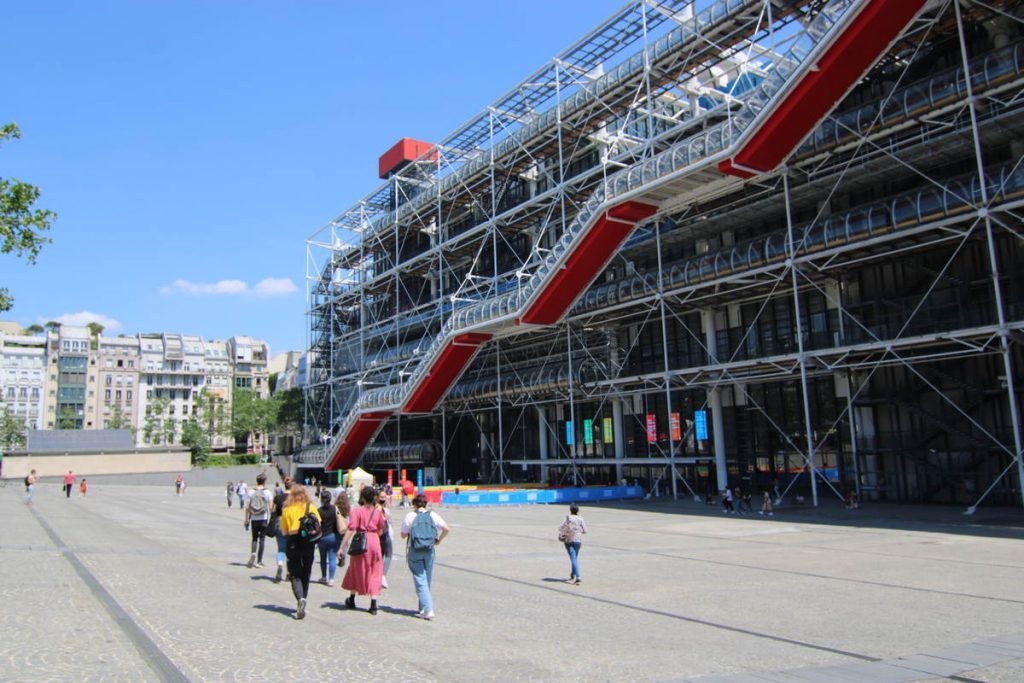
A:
244,473,273,569
24,469,37,505
400,494,450,620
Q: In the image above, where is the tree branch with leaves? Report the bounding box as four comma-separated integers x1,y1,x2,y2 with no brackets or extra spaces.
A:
1,123,56,313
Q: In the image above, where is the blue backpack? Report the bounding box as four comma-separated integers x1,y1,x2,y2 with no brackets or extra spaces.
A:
409,510,437,551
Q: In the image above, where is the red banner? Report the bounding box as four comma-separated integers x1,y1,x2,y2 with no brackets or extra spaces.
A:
670,412,681,441
646,414,657,443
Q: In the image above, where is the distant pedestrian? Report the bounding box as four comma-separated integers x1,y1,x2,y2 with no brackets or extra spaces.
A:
63,471,75,499
24,469,37,504
245,474,273,569
557,504,587,585
226,481,234,508
317,490,339,586
400,494,449,620
236,481,248,511
270,478,292,583
376,488,394,588
279,483,321,620
175,474,185,496
759,490,774,516
740,488,753,514
722,488,735,514
339,485,386,614
79,479,88,497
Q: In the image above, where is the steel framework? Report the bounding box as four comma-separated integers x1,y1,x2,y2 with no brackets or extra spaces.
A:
305,0,1024,510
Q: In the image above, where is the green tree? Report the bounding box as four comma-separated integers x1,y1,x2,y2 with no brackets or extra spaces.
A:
86,322,103,337
106,404,136,439
275,386,304,432
180,419,210,465
56,406,78,430
143,396,170,445
0,406,27,451
194,389,231,446
44,321,60,333
1,123,57,313
162,416,177,445
231,388,277,452
21,323,43,335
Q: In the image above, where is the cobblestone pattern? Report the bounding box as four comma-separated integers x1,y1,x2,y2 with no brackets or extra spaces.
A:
2,483,1023,682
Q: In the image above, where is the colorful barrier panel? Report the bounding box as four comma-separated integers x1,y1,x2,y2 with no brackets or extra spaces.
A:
441,485,644,507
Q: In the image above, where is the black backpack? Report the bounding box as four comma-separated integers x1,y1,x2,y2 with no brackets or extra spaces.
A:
299,503,322,543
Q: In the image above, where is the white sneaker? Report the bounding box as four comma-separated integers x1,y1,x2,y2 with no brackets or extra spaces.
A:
421,610,434,620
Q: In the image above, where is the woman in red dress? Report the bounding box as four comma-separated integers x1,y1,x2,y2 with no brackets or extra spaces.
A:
339,485,385,614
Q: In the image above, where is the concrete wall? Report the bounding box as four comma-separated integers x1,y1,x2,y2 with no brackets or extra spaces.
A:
1,450,191,480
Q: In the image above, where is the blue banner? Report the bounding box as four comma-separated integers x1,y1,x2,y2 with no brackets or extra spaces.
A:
695,410,708,440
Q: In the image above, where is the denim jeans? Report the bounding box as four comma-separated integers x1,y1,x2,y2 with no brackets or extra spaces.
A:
318,532,339,580
275,525,288,564
564,541,582,579
407,548,435,614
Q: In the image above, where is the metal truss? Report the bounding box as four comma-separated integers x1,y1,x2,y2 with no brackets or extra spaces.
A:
305,0,1024,510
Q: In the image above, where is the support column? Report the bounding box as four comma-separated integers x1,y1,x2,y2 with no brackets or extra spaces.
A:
613,398,625,484
537,406,549,484
702,309,728,492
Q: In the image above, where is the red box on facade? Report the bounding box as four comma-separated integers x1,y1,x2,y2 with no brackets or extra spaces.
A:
378,138,438,179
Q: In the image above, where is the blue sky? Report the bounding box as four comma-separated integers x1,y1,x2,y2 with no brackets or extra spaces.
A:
1,0,622,355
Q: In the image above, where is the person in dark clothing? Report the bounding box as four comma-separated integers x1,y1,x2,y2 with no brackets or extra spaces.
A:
317,490,340,585
280,485,321,620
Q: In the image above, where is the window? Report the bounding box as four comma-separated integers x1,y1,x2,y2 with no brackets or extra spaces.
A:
127,360,135,368
146,390,152,399
115,390,122,401
105,376,112,386
5,387,13,398
117,359,123,368
127,390,133,401
104,389,111,400
31,388,39,399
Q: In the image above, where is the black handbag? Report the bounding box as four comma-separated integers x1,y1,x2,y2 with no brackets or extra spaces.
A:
347,509,377,556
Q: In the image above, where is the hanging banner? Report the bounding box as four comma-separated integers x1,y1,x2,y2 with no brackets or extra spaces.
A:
565,421,574,445
645,414,657,443
695,410,708,440
602,417,613,444
387,469,394,486
583,419,594,445
670,412,682,441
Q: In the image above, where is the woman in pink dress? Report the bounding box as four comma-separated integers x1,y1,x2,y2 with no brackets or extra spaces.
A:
339,485,385,614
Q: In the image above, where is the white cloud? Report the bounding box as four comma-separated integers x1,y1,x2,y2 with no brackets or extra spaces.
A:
160,277,297,298
252,277,298,296
41,311,123,331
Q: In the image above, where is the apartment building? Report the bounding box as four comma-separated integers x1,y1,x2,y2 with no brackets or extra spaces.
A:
0,324,271,450
0,334,47,431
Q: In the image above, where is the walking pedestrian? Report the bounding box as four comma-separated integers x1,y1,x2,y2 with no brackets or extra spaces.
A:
317,490,339,586
279,484,321,620
722,488,735,514
175,473,185,496
400,494,449,620
759,490,774,516
24,469,37,505
557,504,587,584
79,478,88,497
339,485,386,614
270,478,291,583
245,473,273,569
63,471,75,498
226,481,234,508
236,481,248,512
376,488,393,589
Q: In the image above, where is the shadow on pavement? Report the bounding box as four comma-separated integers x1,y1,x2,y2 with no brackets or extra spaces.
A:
377,605,421,618
249,575,277,583
253,603,294,618
541,577,572,584
586,497,1024,540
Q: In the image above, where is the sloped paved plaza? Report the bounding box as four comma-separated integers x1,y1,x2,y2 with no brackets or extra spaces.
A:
1,481,1023,682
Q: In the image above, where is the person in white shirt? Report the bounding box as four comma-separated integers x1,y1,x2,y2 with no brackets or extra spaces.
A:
400,495,450,620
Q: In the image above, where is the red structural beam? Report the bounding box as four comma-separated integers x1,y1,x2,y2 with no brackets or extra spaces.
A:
403,333,493,413
520,200,657,325
719,0,927,178
326,411,392,471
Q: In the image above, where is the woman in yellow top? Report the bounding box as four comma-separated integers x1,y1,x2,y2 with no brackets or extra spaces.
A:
279,485,321,620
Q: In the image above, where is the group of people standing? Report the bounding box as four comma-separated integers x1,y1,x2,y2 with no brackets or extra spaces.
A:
239,475,450,621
